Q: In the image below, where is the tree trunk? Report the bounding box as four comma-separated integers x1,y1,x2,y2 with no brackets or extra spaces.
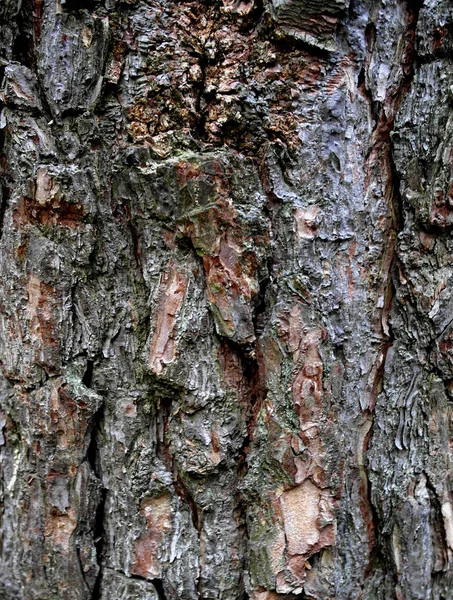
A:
1,0,453,598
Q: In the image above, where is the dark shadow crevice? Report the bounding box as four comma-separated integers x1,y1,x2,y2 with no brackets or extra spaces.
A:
12,0,36,69
151,578,168,600
86,405,107,600
82,359,94,388
0,183,8,241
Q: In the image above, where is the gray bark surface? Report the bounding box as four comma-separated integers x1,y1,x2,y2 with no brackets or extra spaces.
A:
1,0,453,598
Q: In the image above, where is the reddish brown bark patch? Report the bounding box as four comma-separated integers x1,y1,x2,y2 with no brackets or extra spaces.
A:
15,169,85,228
15,195,85,228
26,274,61,372
44,506,77,552
148,263,188,375
132,494,172,580
179,193,267,343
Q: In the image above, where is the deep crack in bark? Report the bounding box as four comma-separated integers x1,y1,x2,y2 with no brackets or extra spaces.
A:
361,0,422,586
86,404,107,600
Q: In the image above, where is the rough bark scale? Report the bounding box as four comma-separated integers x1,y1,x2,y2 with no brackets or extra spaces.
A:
1,0,453,598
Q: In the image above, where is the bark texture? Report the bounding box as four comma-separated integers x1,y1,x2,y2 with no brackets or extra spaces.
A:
1,0,453,599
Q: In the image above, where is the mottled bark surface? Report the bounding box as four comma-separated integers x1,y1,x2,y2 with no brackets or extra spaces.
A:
1,0,453,598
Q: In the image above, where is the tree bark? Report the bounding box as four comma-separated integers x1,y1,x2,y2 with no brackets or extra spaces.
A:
1,0,453,598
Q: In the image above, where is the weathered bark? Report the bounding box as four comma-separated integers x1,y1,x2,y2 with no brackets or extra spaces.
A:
1,0,453,598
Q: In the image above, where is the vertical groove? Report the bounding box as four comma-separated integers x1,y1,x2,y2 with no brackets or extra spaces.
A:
361,0,423,586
